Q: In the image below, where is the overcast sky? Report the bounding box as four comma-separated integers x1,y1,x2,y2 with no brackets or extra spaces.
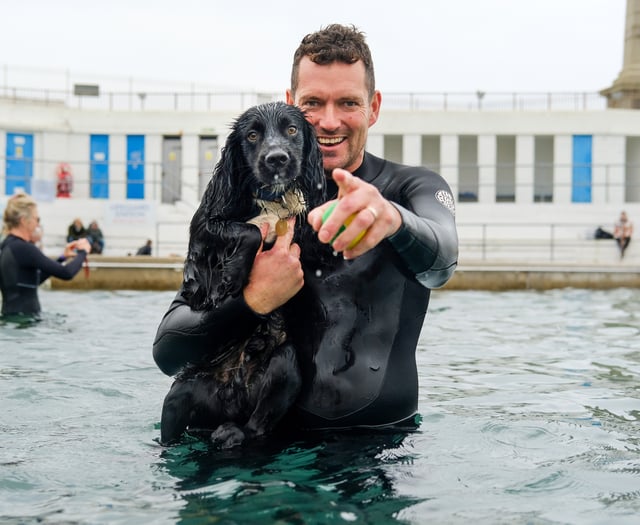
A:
0,0,628,94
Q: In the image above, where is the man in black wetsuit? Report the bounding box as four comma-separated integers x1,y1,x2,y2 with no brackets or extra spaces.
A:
153,24,458,430
0,193,91,317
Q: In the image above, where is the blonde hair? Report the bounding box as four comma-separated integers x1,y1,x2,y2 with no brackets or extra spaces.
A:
2,193,37,233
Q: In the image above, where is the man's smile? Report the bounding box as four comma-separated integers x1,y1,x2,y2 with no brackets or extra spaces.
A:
318,136,346,147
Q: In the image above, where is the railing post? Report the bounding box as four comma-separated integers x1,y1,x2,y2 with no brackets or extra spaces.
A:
482,223,487,260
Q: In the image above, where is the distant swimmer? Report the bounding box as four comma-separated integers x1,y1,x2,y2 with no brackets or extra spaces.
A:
0,193,91,317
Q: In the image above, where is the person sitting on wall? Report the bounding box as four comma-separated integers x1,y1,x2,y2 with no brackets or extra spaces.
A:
67,218,88,242
613,211,634,259
86,220,105,254
136,239,152,256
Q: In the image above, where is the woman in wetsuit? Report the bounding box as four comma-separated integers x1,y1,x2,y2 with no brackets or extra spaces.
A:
0,193,91,317
152,24,458,432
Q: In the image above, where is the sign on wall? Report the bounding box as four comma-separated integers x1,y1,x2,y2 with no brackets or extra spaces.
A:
104,200,156,226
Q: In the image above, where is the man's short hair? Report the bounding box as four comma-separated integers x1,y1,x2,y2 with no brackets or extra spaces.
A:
290,24,376,98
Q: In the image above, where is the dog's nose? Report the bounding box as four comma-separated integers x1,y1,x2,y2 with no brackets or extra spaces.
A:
265,150,289,169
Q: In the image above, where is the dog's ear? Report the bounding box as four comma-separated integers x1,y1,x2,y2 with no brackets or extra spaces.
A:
202,129,243,220
300,118,326,209
197,119,257,223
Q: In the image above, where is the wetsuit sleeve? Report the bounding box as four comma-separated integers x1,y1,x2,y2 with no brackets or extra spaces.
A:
42,250,87,282
152,288,266,376
385,168,458,289
14,242,87,282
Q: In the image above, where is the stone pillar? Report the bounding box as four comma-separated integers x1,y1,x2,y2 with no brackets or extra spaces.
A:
554,135,573,203
516,135,535,204
601,0,640,108
478,135,496,203
366,134,384,157
402,134,422,166
440,135,459,198
181,134,199,206
593,135,626,204
144,134,162,202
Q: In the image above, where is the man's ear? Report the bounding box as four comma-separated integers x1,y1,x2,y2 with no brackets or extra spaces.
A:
368,90,382,128
285,90,295,105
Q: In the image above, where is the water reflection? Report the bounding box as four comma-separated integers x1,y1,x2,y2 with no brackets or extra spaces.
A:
160,426,422,524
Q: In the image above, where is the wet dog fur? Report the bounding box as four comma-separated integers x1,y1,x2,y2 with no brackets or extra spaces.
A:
159,102,325,447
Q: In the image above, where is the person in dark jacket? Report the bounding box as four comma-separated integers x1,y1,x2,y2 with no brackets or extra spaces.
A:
152,24,458,432
136,239,152,255
86,220,105,254
1,193,91,317
67,217,88,242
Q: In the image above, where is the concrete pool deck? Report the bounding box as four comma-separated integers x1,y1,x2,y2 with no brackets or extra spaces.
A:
48,256,640,291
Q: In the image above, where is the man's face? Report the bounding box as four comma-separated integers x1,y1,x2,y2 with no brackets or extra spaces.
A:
287,57,381,176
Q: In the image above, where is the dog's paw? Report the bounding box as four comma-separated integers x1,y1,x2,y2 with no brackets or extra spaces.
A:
211,422,246,449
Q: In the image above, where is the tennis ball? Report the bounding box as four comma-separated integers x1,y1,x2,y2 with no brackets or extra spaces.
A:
321,201,367,249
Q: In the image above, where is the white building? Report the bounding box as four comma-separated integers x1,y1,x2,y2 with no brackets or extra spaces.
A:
1,85,639,263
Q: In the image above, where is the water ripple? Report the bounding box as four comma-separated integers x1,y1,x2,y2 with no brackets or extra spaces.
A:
1,289,640,523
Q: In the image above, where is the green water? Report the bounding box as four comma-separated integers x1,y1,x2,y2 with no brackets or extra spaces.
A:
1,288,639,524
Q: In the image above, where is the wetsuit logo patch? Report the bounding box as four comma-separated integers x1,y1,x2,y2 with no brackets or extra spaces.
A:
435,189,455,215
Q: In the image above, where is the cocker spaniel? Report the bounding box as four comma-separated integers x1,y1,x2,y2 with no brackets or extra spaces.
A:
160,102,326,447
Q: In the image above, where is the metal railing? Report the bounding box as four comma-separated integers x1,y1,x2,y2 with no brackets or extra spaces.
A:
36,216,636,264
0,86,608,113
457,222,636,263
112,222,637,263
0,65,608,113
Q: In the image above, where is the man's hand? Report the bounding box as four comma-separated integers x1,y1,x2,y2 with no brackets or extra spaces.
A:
308,168,402,259
243,217,304,315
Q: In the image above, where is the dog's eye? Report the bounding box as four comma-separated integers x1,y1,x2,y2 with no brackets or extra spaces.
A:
247,131,258,142
287,126,298,136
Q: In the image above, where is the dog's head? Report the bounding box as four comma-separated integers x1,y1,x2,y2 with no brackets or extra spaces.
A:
198,101,325,222
238,102,308,197
184,102,326,309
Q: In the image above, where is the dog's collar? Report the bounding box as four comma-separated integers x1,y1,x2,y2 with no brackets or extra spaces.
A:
247,188,307,242
254,186,289,202
252,188,306,218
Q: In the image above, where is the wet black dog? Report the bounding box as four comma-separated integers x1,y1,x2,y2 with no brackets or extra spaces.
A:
160,102,325,447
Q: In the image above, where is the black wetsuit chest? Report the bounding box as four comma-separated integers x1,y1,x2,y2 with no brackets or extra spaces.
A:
287,154,431,427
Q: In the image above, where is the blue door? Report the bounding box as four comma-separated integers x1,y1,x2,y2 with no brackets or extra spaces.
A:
90,134,109,198
572,135,592,203
127,135,145,199
5,133,34,195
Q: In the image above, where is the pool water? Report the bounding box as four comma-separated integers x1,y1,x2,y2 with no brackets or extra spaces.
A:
1,288,639,524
